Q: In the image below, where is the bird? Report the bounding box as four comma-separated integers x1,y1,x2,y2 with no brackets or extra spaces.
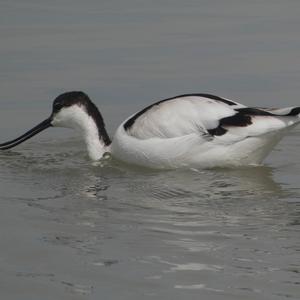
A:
0,91,299,169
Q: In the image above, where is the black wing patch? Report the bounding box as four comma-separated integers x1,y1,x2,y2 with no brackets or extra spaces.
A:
178,93,237,106
208,113,252,136
237,107,300,116
124,93,237,131
287,107,300,116
208,106,300,136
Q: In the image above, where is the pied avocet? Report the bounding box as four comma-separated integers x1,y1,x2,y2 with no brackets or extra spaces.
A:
0,91,299,168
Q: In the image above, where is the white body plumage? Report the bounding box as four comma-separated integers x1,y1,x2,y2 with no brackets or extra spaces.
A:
1,92,299,169
111,95,299,168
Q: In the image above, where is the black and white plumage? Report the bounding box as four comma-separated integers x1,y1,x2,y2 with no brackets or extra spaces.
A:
1,91,299,169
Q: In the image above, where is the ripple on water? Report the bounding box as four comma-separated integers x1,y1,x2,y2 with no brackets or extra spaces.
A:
1,138,300,300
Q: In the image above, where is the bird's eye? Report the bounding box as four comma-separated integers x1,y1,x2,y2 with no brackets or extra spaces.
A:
53,102,63,111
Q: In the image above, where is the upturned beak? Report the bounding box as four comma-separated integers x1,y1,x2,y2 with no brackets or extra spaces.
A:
0,117,52,150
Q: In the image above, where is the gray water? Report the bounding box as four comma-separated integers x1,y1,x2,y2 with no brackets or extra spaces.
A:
0,1,300,299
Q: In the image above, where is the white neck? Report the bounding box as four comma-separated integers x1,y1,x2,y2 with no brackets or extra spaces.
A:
83,120,109,160
52,105,110,160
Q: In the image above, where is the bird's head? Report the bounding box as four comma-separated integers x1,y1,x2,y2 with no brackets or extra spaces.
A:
0,91,111,160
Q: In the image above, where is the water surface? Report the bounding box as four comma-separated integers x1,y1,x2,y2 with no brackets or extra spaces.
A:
0,1,300,299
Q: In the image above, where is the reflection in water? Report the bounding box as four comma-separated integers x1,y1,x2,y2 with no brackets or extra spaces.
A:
0,139,299,300
0,140,295,219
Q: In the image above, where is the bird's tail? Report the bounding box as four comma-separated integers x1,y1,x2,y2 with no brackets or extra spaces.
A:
260,107,300,122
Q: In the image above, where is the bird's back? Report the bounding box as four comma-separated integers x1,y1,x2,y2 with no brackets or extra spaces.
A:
112,94,300,168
